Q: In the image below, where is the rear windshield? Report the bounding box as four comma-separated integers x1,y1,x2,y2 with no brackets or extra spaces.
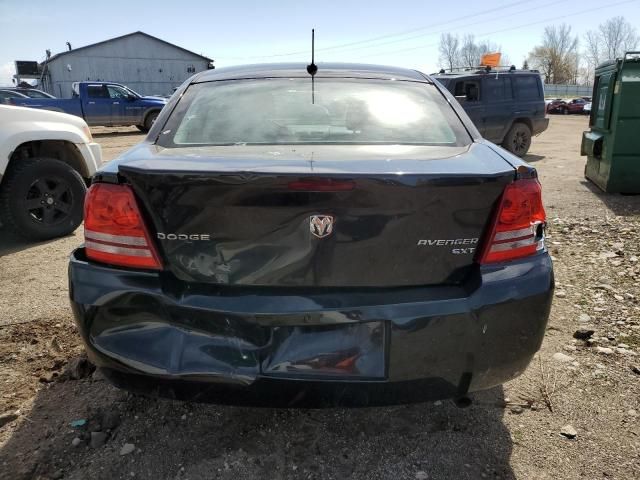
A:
157,78,470,147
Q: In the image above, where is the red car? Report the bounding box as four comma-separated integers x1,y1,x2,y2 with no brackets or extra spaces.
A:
547,98,587,115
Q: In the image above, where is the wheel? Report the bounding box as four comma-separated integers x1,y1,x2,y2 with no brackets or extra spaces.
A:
138,111,159,133
562,108,569,115
0,157,86,240
502,122,532,157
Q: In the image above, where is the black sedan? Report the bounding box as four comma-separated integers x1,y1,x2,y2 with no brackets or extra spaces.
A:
2,87,55,99
0,89,28,103
69,63,553,407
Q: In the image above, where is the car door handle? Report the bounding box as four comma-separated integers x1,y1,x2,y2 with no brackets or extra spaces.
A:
113,102,120,105
88,101,95,105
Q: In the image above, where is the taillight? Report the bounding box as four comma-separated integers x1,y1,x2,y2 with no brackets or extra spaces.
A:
478,178,546,264
83,183,162,270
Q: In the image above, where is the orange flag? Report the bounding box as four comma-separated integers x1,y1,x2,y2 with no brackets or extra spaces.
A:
480,52,502,67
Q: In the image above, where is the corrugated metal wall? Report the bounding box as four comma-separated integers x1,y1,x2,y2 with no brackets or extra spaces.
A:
543,84,594,98
43,33,209,97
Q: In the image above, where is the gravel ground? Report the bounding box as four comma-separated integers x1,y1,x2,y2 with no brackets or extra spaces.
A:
1,117,639,480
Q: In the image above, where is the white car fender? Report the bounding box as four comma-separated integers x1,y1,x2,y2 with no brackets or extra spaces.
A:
0,105,102,179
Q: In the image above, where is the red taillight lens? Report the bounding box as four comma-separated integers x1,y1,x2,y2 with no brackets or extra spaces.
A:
84,183,162,270
478,178,546,264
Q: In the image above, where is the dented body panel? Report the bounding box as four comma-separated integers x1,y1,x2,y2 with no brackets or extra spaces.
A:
69,248,553,406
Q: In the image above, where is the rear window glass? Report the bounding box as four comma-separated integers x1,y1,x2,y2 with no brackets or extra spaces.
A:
87,86,107,98
514,76,541,100
157,78,470,147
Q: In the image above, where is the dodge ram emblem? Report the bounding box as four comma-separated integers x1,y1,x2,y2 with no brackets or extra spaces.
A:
310,215,334,238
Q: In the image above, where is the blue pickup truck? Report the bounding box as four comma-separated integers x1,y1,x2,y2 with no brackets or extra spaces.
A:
9,82,167,132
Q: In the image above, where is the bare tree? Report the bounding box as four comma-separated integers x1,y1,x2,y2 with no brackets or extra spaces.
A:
585,16,638,66
438,33,460,71
459,34,479,68
600,16,639,60
577,63,595,87
458,36,508,68
582,17,638,85
528,24,579,84
477,40,500,58
584,30,601,70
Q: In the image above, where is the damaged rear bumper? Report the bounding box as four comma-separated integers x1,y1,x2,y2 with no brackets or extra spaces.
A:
69,248,553,407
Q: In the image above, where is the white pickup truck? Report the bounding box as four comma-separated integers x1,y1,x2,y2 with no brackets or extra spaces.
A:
0,105,102,240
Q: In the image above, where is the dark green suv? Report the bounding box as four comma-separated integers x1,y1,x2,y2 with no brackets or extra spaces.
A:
433,69,549,157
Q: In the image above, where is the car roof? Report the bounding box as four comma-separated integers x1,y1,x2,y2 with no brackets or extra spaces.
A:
193,63,429,83
5,87,47,92
433,70,541,79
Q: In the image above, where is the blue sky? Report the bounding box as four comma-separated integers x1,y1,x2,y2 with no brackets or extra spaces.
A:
1,0,639,86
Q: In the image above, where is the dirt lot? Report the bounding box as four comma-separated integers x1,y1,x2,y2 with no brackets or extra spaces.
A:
1,117,639,480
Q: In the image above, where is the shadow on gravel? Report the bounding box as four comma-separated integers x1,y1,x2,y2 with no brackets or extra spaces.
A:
92,131,144,138
0,227,63,257
581,180,640,216
523,153,546,163
0,377,515,480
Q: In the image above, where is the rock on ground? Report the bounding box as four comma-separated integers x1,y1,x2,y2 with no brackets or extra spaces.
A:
560,425,577,439
552,352,575,363
91,431,108,449
120,443,135,456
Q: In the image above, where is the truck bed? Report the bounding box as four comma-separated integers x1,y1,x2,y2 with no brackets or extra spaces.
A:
9,97,83,118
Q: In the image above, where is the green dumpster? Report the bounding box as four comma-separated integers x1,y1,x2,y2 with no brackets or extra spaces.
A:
582,52,640,194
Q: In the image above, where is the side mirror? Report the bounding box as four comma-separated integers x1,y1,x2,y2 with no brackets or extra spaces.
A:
127,95,136,101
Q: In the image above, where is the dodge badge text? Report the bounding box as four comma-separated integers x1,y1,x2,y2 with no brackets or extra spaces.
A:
157,233,211,240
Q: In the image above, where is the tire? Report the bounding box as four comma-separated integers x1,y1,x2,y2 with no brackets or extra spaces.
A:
562,108,569,115
502,122,532,157
138,111,160,133
0,157,86,240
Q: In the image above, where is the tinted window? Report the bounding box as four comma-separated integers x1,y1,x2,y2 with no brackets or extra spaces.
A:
452,80,481,101
483,77,513,101
0,90,25,100
87,86,108,98
514,76,541,100
159,78,471,147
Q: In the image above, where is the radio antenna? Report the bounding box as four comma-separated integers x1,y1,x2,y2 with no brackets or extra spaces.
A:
306,29,318,104
306,29,318,76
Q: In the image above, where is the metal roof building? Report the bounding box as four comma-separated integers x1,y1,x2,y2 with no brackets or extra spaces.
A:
40,31,213,97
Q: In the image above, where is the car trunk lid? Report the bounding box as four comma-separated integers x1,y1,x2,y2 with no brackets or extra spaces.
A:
118,143,515,287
